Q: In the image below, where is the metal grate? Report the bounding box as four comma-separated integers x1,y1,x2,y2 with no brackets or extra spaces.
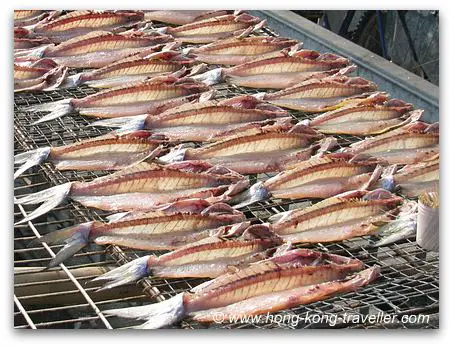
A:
14,15,439,329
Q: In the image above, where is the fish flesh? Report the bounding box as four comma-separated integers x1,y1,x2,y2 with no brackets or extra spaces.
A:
163,13,265,44
260,75,378,112
33,10,145,43
144,10,229,25
14,57,68,92
232,152,385,208
159,122,335,174
267,189,403,244
63,49,193,89
90,224,282,290
30,200,247,268
378,157,439,198
221,49,352,89
345,120,439,165
19,30,174,68
103,248,378,328
187,36,299,66
26,76,213,124
14,161,248,225
308,92,418,135
14,10,60,27
14,130,167,179
92,95,291,142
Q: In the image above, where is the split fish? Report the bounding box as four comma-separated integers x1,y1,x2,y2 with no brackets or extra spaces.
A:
144,10,230,25
14,57,68,92
103,248,379,328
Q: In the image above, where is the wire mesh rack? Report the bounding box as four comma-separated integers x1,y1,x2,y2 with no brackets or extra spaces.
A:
13,14,439,330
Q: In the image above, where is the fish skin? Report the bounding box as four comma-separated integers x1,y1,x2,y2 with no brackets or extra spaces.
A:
309,93,417,135
39,30,174,68
144,10,229,25
346,120,439,165
223,49,351,89
14,161,248,225
188,36,299,66
33,10,145,43
262,75,378,112
103,248,372,328
164,122,325,174
268,189,403,243
165,14,264,44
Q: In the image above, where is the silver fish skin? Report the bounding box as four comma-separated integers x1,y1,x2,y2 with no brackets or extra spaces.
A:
103,248,376,328
14,161,248,225
159,122,329,174
30,201,247,268
14,130,167,179
90,224,283,291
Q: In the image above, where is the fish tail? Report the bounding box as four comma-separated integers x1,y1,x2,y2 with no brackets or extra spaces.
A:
59,72,83,89
361,165,384,191
91,255,152,291
24,99,74,125
103,292,186,329
14,147,51,179
378,164,398,191
29,222,94,268
231,182,269,208
190,67,224,86
90,114,147,132
14,182,72,225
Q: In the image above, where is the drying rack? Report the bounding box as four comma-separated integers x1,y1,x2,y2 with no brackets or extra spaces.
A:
14,18,439,329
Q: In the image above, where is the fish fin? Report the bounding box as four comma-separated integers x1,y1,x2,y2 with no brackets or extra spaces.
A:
360,165,384,191
190,67,223,86
91,255,151,291
103,292,186,329
214,221,251,238
91,114,147,132
201,202,238,216
105,212,132,223
14,182,72,225
231,181,269,209
236,19,266,39
30,222,94,268
158,145,187,163
316,137,339,155
14,147,51,179
31,102,74,125
378,164,398,191
363,188,400,201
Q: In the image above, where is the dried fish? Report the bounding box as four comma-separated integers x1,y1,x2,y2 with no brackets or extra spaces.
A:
14,130,167,179
90,224,282,290
14,161,248,225
188,36,299,66
31,200,247,268
14,57,68,92
160,122,335,174
233,152,385,208
92,95,291,142
345,120,439,165
26,76,213,125
267,189,403,243
33,10,145,43
144,10,229,25
14,10,60,27
163,13,265,44
103,248,378,328
260,75,378,112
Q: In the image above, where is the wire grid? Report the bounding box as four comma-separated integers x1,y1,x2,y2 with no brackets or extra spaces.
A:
13,16,439,330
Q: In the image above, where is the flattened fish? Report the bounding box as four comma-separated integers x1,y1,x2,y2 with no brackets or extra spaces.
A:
222,49,352,89
144,10,229,25
21,30,173,68
308,92,418,135
188,36,299,66
160,122,334,174
14,130,167,179
26,76,213,124
14,57,68,92
103,248,378,328
92,95,290,142
378,157,439,198
63,49,193,89
267,189,403,243
261,75,378,112
90,224,282,290
233,152,385,207
31,200,247,268
14,161,248,225
345,120,439,165
163,13,265,44
33,10,145,43
14,10,60,27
